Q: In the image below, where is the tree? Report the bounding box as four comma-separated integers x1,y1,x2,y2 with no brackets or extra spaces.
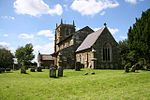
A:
0,46,14,69
118,39,129,66
15,43,34,73
128,8,150,65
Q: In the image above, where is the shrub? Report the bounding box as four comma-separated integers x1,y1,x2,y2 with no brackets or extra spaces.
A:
37,67,42,72
1,68,5,72
30,68,35,72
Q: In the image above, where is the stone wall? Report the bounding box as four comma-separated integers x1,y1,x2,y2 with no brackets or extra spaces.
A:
76,27,120,69
55,25,94,69
76,49,94,68
93,28,120,69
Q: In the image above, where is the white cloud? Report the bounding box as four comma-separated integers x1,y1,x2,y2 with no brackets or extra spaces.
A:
125,0,144,4
100,11,106,16
93,28,100,31
0,42,15,53
18,33,34,39
63,4,68,11
3,34,8,37
0,41,10,47
70,0,119,16
48,4,63,15
125,0,137,4
1,16,15,20
120,36,127,40
33,42,54,62
37,29,54,39
93,27,119,35
14,0,63,17
34,43,54,54
108,27,119,35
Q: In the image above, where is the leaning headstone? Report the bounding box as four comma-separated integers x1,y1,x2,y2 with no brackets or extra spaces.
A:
131,63,140,72
124,63,130,73
49,66,56,78
58,67,63,77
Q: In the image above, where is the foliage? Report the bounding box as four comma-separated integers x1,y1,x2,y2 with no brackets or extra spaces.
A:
0,69,149,100
128,8,150,64
37,67,42,72
30,68,36,72
0,46,14,69
20,66,26,74
15,43,34,65
118,39,129,66
15,43,34,73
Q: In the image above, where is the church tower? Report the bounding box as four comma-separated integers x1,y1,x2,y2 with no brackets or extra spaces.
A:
54,19,76,52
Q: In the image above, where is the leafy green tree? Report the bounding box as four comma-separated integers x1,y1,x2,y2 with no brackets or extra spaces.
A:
118,39,129,66
128,8,150,64
15,43,34,73
0,46,14,69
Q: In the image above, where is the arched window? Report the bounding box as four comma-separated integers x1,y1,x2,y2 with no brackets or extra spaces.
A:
103,43,112,62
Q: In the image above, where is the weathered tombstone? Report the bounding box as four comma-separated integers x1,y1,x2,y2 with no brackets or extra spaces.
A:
49,66,56,78
75,62,81,71
131,63,140,72
124,63,130,73
58,66,63,77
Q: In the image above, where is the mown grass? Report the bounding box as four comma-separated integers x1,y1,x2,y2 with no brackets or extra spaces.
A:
0,69,150,100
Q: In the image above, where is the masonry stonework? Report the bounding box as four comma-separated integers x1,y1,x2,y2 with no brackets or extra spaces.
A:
52,20,120,69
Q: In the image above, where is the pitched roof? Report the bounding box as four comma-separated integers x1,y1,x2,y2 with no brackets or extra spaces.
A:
76,27,105,52
76,26,94,32
41,55,54,60
38,53,54,61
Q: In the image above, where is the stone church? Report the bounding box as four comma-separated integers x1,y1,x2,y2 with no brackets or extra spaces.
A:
52,20,120,69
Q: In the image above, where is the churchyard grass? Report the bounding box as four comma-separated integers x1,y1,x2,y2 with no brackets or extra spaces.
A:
0,69,149,100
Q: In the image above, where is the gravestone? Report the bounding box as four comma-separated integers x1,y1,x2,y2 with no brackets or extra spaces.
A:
58,66,63,77
75,62,81,71
50,66,56,78
124,63,131,73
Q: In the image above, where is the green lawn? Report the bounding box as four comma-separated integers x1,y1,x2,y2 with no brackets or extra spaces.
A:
0,69,150,100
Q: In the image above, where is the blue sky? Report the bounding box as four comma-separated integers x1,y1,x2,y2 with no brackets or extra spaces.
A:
0,0,150,61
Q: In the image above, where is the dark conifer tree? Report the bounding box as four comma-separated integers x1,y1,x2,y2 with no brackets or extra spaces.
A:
128,8,150,64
